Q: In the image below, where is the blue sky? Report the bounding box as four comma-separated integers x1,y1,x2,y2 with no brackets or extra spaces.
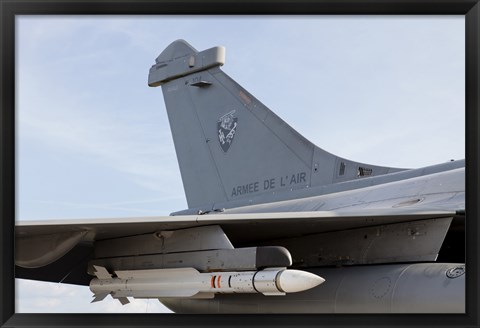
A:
15,15,464,313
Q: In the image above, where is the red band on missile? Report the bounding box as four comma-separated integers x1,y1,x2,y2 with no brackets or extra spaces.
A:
217,275,222,289
211,276,216,288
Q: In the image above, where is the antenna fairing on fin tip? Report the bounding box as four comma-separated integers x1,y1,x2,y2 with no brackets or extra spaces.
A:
148,39,225,87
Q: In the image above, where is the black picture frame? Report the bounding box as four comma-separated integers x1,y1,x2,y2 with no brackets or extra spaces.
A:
1,1,478,327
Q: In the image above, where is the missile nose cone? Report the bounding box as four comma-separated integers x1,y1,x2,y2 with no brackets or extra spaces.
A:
277,270,325,293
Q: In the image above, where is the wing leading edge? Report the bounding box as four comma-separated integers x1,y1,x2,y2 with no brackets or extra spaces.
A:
16,207,462,286
16,207,458,245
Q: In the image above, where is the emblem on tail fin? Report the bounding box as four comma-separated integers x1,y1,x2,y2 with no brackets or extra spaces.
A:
217,110,238,152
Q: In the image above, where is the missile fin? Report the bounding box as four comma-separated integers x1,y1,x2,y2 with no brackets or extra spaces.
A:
92,265,112,279
118,297,130,305
91,292,109,303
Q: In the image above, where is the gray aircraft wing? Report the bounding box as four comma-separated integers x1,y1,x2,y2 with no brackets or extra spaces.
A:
16,208,458,244
16,206,462,285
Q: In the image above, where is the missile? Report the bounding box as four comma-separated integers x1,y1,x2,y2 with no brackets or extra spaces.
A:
89,265,325,305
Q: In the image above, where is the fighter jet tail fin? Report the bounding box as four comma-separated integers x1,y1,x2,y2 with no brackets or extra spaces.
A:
149,40,403,210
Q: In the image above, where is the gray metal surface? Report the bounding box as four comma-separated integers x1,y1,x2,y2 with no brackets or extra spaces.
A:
15,230,87,268
264,217,453,267
93,225,233,259
173,159,464,215
88,246,292,275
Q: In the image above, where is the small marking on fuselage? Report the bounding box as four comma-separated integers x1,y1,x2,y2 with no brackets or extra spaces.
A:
446,266,465,279
230,172,307,198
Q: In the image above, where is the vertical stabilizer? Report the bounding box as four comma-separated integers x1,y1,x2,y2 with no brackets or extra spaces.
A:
149,40,402,210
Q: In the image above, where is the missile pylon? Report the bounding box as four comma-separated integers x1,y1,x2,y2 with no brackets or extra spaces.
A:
89,265,325,305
